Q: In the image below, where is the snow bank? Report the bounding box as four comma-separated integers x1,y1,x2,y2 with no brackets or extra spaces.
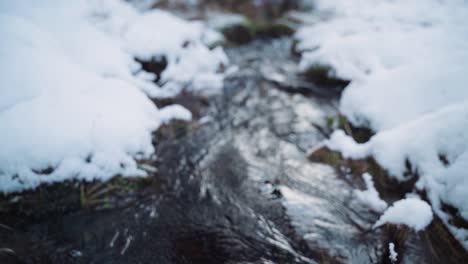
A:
0,0,226,193
354,173,387,213
374,197,433,232
90,0,228,98
297,0,468,246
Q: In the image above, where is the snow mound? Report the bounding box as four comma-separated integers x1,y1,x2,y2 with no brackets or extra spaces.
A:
0,0,226,193
298,0,468,247
374,198,433,232
90,0,228,98
354,173,387,213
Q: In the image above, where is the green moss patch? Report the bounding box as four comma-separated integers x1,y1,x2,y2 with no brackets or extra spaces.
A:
301,63,350,87
221,20,296,45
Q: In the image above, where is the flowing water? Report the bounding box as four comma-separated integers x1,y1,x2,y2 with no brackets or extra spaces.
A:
1,37,434,264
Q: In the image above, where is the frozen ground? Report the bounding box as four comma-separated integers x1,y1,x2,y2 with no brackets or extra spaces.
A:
296,0,468,247
0,0,227,192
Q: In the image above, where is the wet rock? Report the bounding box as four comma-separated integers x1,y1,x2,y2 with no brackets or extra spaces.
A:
0,182,81,220
260,65,342,98
153,91,210,119
442,203,468,229
271,188,283,199
290,38,302,57
0,248,19,264
424,216,468,263
301,63,350,88
135,56,168,83
324,114,374,143
221,21,295,45
254,22,296,39
154,119,195,141
222,23,254,44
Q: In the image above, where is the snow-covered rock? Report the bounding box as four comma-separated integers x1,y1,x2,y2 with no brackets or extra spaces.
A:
0,0,227,193
297,0,468,247
373,197,433,232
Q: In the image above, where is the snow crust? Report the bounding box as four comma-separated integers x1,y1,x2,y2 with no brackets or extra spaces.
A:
354,173,387,213
297,0,468,247
0,0,226,193
374,197,433,232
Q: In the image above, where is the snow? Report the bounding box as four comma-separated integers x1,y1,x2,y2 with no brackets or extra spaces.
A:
373,197,433,232
388,242,398,263
0,0,227,193
206,12,249,30
157,104,192,124
354,173,387,213
326,130,370,160
297,0,468,247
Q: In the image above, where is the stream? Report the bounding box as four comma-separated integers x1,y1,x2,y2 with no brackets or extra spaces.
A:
1,37,435,264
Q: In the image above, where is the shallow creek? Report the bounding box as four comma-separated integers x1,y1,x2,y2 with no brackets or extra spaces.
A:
0,37,439,264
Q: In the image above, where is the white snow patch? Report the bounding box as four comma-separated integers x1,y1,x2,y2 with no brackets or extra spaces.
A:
326,130,370,159
354,173,387,213
373,198,433,232
388,242,398,263
158,104,192,124
299,0,468,247
0,0,226,193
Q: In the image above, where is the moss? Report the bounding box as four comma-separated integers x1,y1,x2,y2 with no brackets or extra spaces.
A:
325,116,335,129
253,22,295,38
337,115,348,131
221,23,254,45
301,63,350,88
307,146,416,201
220,20,295,45
325,114,374,143
302,64,333,83
323,114,373,144
308,146,343,167
154,119,193,141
